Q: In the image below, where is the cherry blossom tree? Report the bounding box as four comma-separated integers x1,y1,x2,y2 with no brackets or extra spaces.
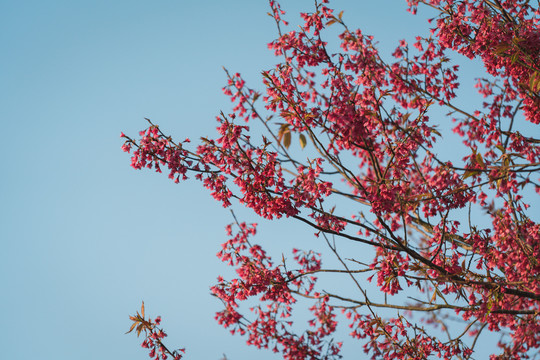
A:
123,0,540,359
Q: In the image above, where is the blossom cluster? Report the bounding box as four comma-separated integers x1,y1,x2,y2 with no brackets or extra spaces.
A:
210,222,342,360
124,0,539,358
127,303,185,360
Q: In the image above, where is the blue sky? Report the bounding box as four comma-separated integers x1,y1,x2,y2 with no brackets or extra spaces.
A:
1,1,527,359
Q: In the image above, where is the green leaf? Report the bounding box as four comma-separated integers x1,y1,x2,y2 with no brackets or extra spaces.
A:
430,290,437,304
126,322,137,334
494,43,511,55
463,170,479,179
299,134,307,149
475,153,485,168
402,112,411,122
511,53,519,64
283,131,291,149
136,323,144,337
529,71,540,92
277,123,290,145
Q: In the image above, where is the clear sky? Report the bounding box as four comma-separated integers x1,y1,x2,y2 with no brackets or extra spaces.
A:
1,1,525,359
